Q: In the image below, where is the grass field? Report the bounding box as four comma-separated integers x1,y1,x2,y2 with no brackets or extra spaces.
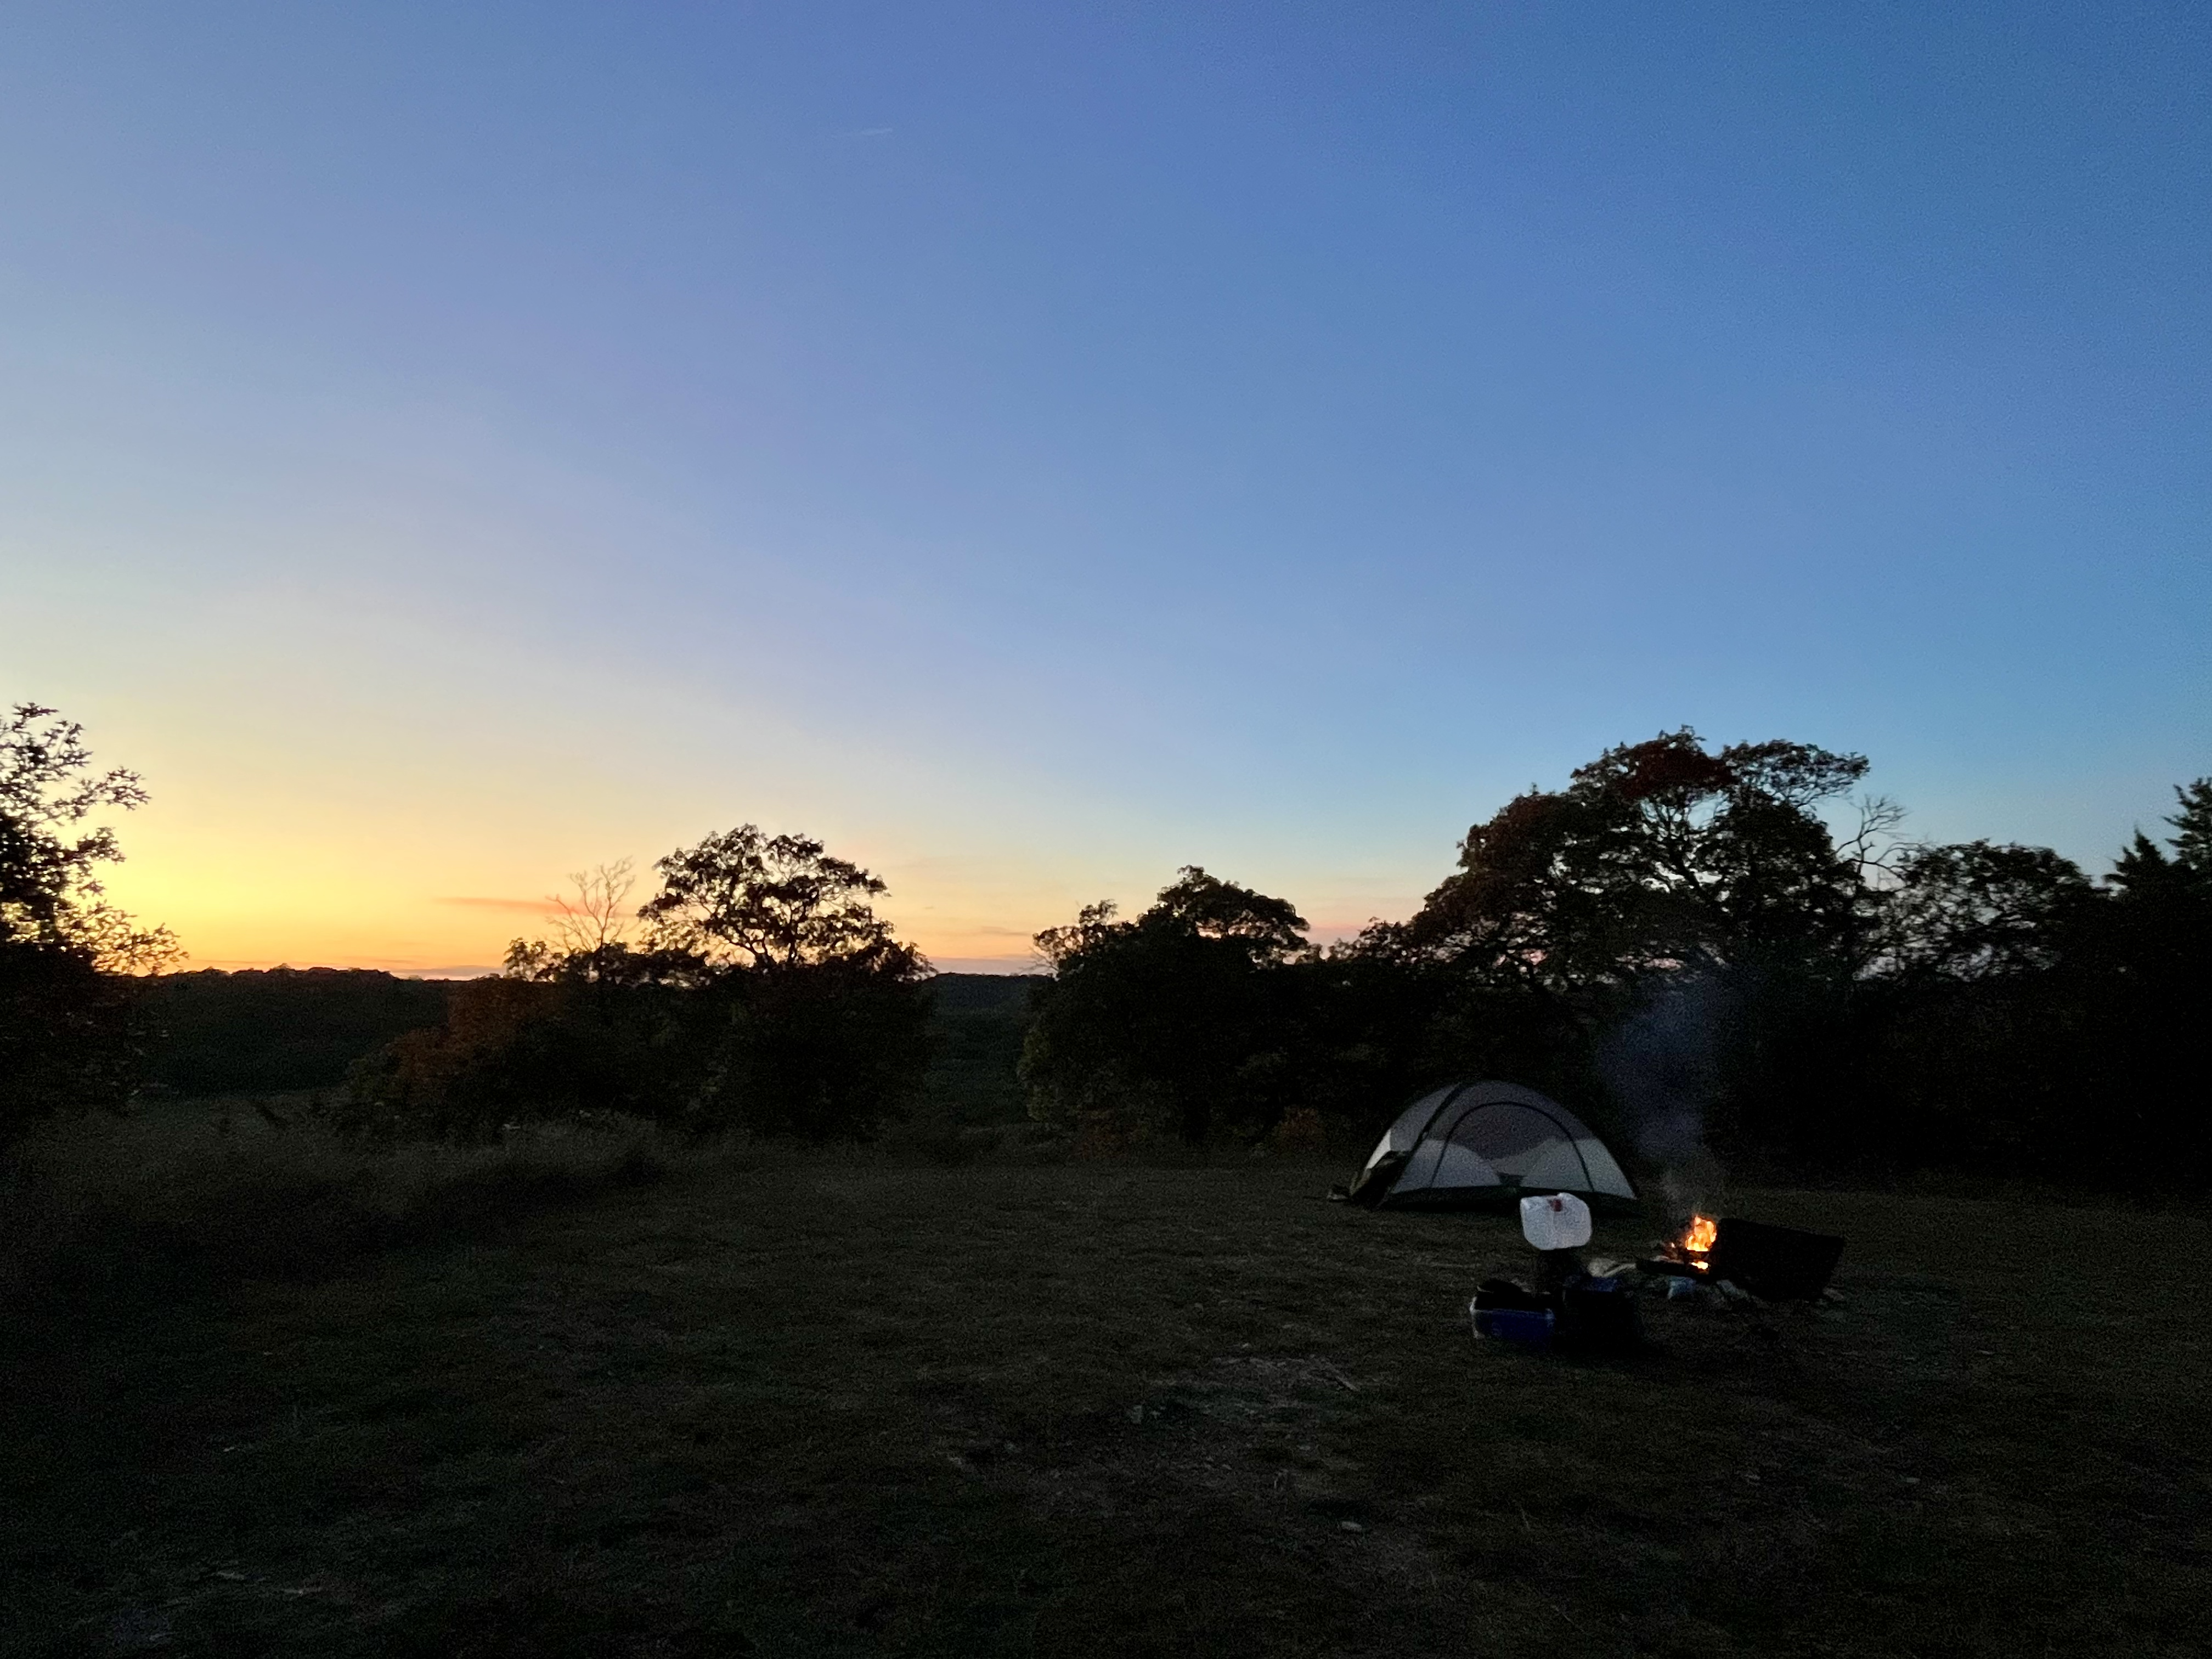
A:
5,1123,2208,1657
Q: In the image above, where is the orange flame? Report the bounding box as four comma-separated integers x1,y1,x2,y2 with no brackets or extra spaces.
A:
1679,1214,1717,1267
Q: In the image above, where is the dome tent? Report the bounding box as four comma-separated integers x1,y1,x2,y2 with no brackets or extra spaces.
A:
1345,1081,1638,1210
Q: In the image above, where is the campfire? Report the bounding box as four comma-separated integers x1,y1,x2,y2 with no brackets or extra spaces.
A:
1661,1214,1719,1273
1643,1214,1848,1302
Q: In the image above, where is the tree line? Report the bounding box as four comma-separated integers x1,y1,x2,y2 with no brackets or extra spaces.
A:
1020,732,2212,1189
4,703,2207,1188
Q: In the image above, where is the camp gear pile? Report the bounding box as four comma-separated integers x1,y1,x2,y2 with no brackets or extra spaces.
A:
1469,1206,1848,1358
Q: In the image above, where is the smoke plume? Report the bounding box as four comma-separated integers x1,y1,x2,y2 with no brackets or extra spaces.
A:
1595,970,1733,1216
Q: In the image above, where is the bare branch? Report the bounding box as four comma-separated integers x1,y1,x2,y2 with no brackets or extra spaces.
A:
545,859,638,955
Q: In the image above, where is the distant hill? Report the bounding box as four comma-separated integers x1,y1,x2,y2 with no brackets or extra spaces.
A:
140,967,456,1095
926,972,1042,1013
923,973,1044,1124
136,967,1048,1119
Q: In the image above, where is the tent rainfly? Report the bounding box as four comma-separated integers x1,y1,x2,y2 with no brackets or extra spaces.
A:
1346,1081,1638,1210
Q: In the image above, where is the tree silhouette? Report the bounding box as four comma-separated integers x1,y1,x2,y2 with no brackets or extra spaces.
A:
1,703,177,1146
1023,867,1310,1146
1370,730,1882,989
640,826,923,979
342,827,933,1143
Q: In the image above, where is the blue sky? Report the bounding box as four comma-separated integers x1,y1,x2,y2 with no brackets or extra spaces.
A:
3,2,2205,971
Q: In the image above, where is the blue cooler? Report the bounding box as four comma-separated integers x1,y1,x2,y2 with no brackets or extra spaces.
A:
1470,1304,1555,1350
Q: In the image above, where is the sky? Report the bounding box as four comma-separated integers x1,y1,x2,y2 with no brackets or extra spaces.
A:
3,2,2205,974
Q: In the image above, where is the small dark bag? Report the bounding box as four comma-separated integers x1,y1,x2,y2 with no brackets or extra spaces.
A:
1556,1275,1643,1356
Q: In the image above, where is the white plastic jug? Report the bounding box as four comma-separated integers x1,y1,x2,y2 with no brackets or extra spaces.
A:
1519,1192,1592,1251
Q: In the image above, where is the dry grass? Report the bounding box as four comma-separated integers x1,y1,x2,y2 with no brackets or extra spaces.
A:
0,1099,681,1315
3,1125,2207,1657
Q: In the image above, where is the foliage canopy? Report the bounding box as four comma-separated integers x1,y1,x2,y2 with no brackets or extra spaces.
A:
1370,730,1883,986
1,704,175,1147
1023,867,1311,1147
